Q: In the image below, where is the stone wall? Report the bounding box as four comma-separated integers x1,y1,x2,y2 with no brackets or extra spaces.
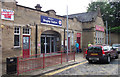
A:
0,1,2,76
82,31,94,48
82,22,94,49
82,16,105,49
110,33,119,45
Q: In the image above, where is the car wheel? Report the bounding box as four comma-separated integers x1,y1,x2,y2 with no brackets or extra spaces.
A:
106,56,111,64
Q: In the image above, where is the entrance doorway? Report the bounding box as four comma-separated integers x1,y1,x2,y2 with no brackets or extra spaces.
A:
41,36,56,53
77,33,81,49
41,30,61,53
23,35,30,58
77,37,81,49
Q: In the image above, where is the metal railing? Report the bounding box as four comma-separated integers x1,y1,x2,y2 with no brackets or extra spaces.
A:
17,51,75,75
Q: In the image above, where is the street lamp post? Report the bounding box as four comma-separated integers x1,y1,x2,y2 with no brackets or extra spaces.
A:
106,21,108,45
66,5,69,62
109,27,111,45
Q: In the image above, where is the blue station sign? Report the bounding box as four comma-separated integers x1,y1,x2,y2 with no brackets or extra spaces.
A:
41,15,62,27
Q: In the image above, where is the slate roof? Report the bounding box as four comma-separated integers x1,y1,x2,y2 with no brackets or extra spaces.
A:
68,11,98,23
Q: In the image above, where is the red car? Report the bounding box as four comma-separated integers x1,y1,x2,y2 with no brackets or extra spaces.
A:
85,45,118,63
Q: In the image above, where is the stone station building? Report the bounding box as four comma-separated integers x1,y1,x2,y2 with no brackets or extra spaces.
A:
0,0,106,75
0,1,82,62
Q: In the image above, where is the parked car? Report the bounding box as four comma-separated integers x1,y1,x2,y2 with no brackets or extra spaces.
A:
85,45,118,63
112,44,120,54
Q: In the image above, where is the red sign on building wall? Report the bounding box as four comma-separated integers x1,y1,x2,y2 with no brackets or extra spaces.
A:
77,33,81,37
1,9,14,21
96,25,104,32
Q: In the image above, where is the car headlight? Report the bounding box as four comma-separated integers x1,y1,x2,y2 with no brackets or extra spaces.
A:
116,48,118,51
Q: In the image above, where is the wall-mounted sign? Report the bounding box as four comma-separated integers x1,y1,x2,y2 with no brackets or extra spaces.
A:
77,33,81,37
1,9,14,21
96,25,104,32
41,15,62,27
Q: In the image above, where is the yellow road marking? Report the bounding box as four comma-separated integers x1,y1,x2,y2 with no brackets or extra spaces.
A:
44,61,88,75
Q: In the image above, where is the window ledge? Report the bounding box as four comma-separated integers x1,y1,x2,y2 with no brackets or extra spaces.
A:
13,46,21,49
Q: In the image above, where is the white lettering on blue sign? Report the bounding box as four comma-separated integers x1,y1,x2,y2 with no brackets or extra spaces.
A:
43,19,50,23
41,15,62,27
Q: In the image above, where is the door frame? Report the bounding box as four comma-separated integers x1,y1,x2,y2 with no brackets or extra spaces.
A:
41,35,56,54
22,35,30,58
77,33,81,49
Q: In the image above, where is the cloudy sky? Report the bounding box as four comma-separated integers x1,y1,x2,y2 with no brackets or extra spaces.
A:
16,0,93,15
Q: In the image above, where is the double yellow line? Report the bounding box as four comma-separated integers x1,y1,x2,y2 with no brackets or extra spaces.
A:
44,61,88,75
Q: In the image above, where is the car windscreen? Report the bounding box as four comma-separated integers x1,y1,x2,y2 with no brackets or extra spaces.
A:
88,47,102,52
103,46,110,51
112,44,120,47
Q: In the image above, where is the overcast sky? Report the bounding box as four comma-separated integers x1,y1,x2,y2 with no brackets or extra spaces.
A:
16,0,93,16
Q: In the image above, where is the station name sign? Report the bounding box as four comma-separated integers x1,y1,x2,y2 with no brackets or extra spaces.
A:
1,9,14,21
41,15,62,27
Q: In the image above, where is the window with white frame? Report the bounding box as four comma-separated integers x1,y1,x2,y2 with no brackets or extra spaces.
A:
14,27,20,47
96,31,104,44
23,28,30,35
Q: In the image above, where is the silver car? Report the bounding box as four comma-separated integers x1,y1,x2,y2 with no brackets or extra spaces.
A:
112,44,120,54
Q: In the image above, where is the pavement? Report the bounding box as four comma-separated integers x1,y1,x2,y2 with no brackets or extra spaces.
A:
20,52,87,76
2,52,87,77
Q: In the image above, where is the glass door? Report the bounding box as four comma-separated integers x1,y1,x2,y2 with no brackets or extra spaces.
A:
41,36,57,53
46,37,50,53
51,37,54,52
41,37,45,53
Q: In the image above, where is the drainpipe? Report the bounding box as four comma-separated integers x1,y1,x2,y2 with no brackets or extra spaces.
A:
35,24,38,57
64,29,65,52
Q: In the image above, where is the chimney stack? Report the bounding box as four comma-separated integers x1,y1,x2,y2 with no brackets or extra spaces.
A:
35,4,42,11
97,7,102,17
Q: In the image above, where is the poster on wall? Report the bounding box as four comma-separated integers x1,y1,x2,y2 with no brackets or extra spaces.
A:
1,9,14,21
